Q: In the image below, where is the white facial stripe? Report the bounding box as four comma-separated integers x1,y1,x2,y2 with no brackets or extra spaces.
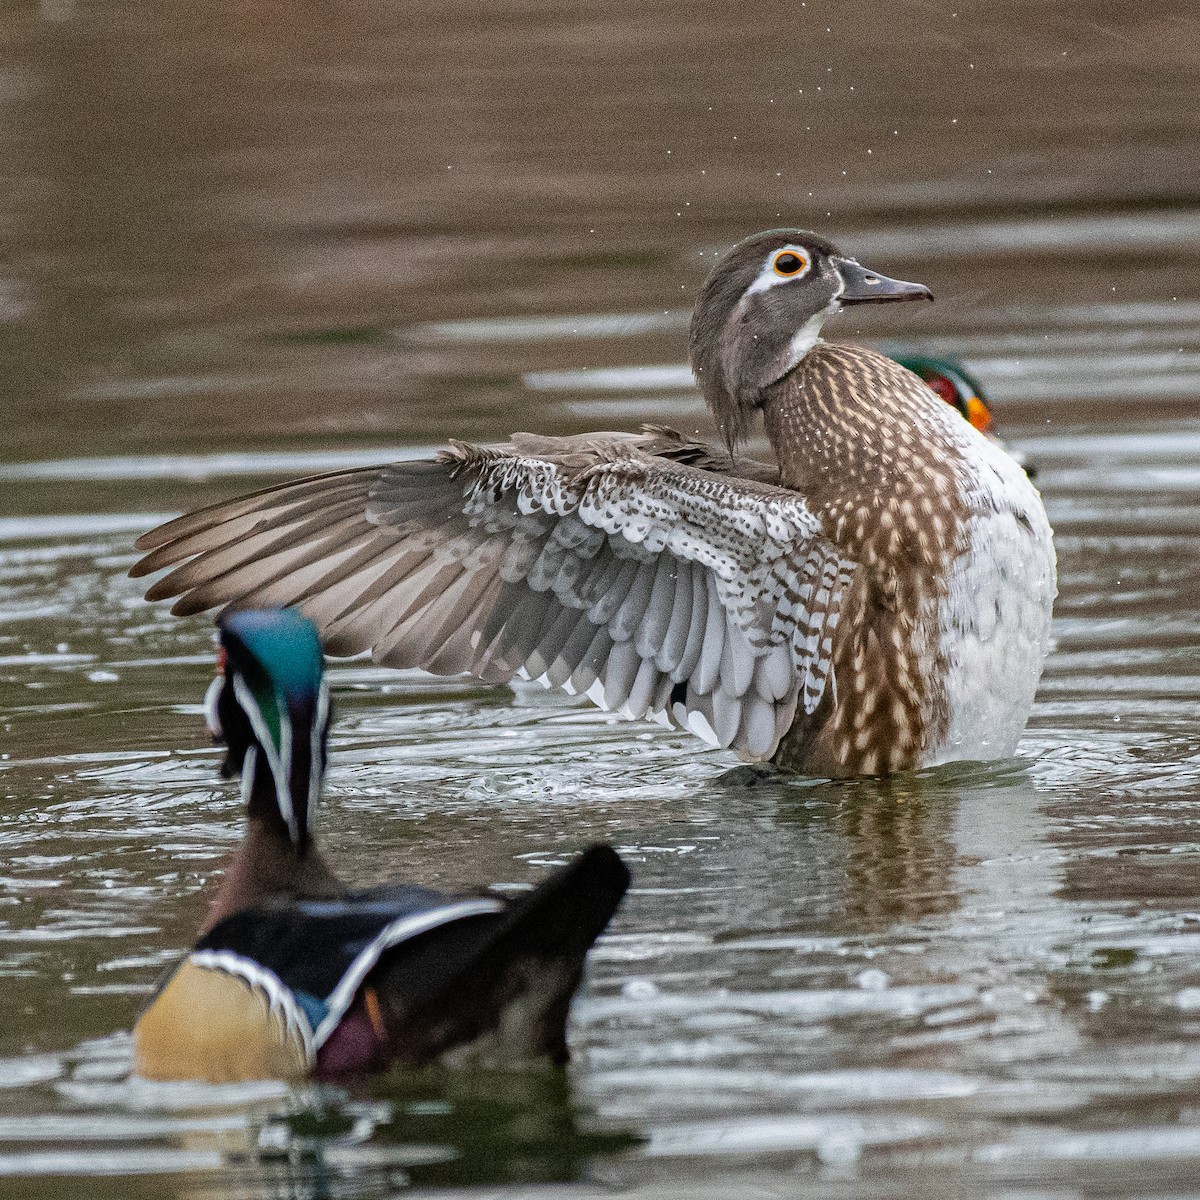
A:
203,675,224,739
241,743,257,809
279,701,293,826
744,243,813,297
232,674,299,844
308,678,330,833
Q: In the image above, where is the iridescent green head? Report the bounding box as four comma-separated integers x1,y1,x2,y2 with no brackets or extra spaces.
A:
891,353,1036,477
892,354,991,431
205,609,331,848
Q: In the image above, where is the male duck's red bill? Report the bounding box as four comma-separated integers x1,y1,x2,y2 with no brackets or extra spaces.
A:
133,609,629,1083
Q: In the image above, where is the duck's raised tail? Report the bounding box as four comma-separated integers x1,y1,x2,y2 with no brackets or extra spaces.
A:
360,844,630,1071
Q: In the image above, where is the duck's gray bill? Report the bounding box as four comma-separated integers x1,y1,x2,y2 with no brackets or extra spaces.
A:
836,258,934,304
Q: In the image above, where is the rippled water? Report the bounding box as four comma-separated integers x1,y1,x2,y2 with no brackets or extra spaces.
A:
3,1,1200,1196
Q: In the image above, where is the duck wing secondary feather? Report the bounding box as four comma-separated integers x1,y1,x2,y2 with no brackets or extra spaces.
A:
133,437,857,761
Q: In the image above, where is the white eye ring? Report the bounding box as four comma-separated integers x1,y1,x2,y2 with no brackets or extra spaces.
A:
772,249,809,277
746,245,813,296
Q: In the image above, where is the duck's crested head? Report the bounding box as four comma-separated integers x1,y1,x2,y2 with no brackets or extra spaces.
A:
689,229,933,450
205,608,331,849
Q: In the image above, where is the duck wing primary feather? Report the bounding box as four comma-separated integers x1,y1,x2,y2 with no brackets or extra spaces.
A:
133,436,855,760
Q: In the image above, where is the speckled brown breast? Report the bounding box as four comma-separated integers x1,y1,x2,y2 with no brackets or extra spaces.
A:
765,343,973,777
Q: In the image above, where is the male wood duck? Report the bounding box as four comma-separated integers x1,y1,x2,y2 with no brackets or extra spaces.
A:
131,230,1056,778
133,609,630,1082
892,353,1036,478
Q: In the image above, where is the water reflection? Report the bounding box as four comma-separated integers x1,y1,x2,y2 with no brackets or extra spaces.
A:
829,781,961,931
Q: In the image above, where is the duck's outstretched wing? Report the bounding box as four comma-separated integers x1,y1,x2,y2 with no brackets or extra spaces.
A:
132,439,855,760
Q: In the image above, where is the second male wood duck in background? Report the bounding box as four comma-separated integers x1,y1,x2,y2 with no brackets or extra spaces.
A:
893,354,1036,479
131,230,1056,778
133,609,629,1082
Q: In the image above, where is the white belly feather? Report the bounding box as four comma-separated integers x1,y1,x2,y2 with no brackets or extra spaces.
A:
931,438,1056,765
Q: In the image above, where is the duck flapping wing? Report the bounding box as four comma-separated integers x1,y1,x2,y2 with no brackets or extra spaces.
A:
133,431,856,760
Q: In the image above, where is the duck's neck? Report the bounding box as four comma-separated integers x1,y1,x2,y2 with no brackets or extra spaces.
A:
200,815,343,937
761,343,971,567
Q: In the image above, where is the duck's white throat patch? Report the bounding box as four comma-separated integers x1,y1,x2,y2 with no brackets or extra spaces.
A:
785,299,840,370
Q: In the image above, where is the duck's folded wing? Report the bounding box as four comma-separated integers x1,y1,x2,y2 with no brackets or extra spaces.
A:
198,891,508,1047
132,442,856,760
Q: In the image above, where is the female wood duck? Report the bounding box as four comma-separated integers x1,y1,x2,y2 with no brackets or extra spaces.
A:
892,353,1036,478
131,230,1055,778
133,609,630,1082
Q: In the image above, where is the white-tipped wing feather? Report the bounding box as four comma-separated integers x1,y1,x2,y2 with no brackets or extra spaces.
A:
134,440,856,760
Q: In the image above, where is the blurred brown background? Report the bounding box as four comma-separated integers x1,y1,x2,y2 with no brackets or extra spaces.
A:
2,0,1198,459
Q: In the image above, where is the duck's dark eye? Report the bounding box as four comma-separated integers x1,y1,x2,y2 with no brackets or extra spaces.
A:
772,250,807,277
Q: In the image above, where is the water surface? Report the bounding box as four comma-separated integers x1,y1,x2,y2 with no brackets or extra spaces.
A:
2,1,1200,1196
